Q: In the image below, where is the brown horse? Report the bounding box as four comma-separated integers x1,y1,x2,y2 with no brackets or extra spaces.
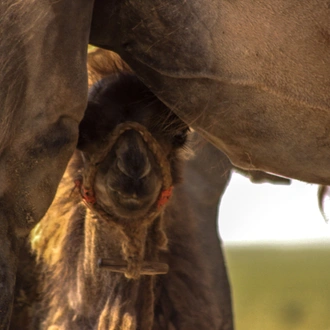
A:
29,69,224,329
3,1,330,327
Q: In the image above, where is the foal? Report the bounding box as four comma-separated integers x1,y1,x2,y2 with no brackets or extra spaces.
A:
31,72,221,329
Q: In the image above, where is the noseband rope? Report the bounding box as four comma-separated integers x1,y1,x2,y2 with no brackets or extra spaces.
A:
75,121,173,279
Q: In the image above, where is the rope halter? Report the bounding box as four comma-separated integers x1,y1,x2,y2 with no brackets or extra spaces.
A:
75,121,173,278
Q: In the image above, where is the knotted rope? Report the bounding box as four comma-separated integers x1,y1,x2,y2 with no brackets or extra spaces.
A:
75,121,173,279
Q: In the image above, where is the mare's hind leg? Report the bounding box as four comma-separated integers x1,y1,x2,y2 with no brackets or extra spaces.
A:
182,134,234,329
0,1,94,328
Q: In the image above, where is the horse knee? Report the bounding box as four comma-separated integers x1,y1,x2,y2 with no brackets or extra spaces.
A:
28,115,79,160
1,116,80,237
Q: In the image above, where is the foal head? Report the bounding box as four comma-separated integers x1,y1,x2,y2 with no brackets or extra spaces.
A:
77,73,189,220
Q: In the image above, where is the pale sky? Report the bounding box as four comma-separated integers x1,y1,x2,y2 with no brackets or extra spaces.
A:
218,172,330,245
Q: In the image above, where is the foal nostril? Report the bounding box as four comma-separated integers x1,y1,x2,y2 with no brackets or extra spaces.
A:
117,157,130,177
140,158,151,178
117,156,151,180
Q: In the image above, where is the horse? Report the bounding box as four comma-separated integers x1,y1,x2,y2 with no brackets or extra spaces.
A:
2,1,330,328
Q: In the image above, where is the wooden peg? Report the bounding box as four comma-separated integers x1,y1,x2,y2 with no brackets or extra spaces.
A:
98,258,169,275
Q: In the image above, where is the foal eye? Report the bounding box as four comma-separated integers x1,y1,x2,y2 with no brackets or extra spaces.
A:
172,132,187,147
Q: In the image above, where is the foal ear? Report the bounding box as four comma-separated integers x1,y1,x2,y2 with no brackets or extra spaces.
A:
77,101,105,152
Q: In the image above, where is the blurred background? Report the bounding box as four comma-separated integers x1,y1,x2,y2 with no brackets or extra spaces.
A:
219,172,330,330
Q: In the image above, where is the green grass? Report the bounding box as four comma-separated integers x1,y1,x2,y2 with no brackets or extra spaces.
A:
224,244,330,330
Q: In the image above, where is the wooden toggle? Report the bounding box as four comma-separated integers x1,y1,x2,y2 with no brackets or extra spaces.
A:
98,258,169,275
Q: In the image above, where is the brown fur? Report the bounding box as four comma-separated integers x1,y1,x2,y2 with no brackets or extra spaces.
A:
87,49,133,87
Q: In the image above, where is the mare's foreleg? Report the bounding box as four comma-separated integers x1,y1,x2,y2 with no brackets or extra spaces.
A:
0,1,94,328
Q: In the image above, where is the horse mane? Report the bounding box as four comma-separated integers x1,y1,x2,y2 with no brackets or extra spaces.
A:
87,48,133,86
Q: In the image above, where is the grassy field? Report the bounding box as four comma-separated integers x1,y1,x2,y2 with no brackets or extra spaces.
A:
224,244,330,330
